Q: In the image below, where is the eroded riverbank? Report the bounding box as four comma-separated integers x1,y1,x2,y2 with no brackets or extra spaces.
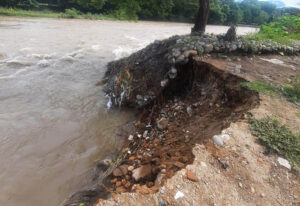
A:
0,17,259,206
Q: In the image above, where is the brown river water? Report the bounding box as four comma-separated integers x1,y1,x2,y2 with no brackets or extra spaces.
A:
0,17,258,206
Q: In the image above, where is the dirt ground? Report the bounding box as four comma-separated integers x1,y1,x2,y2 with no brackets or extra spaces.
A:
95,55,300,206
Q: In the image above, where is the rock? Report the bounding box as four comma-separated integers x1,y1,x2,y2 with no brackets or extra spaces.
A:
213,134,230,147
176,54,185,63
116,181,122,187
128,156,135,161
132,165,152,181
174,191,184,200
113,164,129,177
239,182,243,188
128,135,134,141
261,193,265,197
168,67,177,79
128,166,134,172
136,95,143,100
277,157,291,170
220,160,229,169
224,25,237,41
160,79,169,87
155,172,165,185
158,199,167,206
174,161,185,168
205,44,214,53
172,48,181,58
230,44,237,51
184,50,197,58
186,170,199,182
124,182,131,188
186,106,193,116
157,118,168,130
111,178,118,184
143,130,148,138
251,187,255,193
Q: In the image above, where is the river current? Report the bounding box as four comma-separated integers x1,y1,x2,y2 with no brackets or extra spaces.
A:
0,17,258,206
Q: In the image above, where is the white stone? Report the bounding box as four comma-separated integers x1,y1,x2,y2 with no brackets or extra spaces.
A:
161,79,169,87
174,191,184,200
213,134,230,147
128,135,134,141
277,157,291,170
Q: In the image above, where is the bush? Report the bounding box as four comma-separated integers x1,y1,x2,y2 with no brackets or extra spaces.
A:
63,8,80,18
245,15,300,45
283,75,300,103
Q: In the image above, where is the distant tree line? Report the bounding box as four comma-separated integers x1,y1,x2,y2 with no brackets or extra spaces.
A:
0,0,299,24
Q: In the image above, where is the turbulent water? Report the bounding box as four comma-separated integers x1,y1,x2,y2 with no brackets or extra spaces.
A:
0,17,258,206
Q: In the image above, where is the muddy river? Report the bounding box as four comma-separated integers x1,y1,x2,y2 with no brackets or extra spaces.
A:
0,17,258,206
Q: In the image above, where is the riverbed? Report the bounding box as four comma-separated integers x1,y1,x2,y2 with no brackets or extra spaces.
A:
0,17,258,206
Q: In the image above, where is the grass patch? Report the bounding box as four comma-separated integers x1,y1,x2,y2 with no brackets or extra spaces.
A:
0,7,61,18
241,81,279,96
282,75,300,104
0,7,123,20
242,78,300,105
248,114,300,169
245,15,300,45
296,111,300,117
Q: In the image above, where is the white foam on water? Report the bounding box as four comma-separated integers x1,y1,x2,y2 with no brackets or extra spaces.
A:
91,45,101,51
19,47,33,53
0,52,7,59
113,35,156,59
113,46,137,60
5,57,33,67
37,59,50,67
0,67,31,80
60,55,75,62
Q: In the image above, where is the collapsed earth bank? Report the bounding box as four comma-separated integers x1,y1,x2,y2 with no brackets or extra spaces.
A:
63,32,299,206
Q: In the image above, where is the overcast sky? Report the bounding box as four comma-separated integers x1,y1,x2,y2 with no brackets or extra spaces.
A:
260,0,300,8
280,0,300,8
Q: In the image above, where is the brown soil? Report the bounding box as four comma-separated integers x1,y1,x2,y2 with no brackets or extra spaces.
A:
94,59,259,197
66,55,300,206
92,55,300,206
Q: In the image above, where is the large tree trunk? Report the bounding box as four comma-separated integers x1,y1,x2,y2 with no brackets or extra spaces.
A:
192,0,210,34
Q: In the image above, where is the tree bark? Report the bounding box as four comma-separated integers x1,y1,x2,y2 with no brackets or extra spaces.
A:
192,0,210,34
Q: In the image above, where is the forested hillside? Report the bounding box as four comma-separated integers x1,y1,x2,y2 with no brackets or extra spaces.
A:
0,0,299,24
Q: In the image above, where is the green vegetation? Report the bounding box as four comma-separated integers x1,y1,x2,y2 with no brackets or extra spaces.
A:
0,0,299,24
283,75,300,103
245,15,300,45
242,77,300,105
0,7,119,20
0,7,61,18
241,81,279,96
248,115,300,169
